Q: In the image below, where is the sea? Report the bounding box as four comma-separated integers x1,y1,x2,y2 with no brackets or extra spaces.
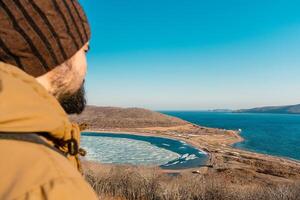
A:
160,111,300,161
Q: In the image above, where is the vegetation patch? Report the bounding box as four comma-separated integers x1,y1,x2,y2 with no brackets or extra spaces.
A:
84,164,300,200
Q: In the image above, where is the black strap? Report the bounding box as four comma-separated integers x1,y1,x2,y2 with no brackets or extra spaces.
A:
0,132,64,156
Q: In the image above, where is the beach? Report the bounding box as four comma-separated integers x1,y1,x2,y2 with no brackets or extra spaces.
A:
82,123,300,185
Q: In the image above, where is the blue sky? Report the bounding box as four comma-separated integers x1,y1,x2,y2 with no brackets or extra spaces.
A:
80,0,300,110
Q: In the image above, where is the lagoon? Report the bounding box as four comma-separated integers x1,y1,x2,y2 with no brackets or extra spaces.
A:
81,132,208,169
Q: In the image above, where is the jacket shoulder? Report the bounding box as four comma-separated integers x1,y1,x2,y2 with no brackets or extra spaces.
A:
0,136,97,200
15,177,98,200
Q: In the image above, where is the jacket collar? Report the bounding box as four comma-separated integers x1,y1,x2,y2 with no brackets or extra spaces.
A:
0,62,82,170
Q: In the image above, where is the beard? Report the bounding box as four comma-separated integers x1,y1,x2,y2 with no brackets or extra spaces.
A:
58,83,86,114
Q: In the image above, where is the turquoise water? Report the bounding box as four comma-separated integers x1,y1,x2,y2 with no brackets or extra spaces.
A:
81,132,208,169
161,111,300,161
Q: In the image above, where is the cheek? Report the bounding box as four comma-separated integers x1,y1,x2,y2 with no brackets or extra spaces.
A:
68,51,87,93
76,51,87,77
73,51,87,82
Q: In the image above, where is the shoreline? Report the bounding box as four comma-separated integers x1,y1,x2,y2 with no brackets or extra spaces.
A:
82,129,211,171
81,124,300,183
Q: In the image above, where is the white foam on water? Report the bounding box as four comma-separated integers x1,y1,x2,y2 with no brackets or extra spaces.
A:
199,150,208,155
185,154,197,160
164,161,180,166
81,136,180,166
181,153,189,159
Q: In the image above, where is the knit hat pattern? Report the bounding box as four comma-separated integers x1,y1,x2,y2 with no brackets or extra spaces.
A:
0,0,91,77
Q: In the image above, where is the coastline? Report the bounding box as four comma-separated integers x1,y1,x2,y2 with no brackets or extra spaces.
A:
82,127,242,160
81,124,300,183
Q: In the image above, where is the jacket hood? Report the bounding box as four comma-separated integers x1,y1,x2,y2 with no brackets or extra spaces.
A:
0,62,75,138
0,62,82,169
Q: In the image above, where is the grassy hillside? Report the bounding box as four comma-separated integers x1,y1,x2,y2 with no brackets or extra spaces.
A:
84,164,300,200
235,104,300,114
70,106,188,129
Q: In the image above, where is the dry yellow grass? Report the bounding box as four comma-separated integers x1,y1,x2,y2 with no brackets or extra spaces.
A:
83,163,300,200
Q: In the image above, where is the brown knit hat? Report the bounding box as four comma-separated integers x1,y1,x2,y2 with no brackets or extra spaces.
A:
0,0,91,77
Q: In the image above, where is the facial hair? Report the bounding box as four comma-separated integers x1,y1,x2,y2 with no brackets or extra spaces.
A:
59,83,86,114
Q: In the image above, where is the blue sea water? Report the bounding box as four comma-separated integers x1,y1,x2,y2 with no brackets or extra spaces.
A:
160,111,300,161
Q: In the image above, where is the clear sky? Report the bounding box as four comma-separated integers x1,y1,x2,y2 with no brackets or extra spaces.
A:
80,0,300,110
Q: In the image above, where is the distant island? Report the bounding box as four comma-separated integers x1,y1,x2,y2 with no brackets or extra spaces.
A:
235,104,300,114
209,109,233,113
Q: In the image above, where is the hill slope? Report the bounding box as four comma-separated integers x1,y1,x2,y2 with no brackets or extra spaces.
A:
70,106,188,129
235,104,300,114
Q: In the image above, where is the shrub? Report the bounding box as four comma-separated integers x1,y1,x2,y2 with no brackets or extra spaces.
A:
84,165,300,200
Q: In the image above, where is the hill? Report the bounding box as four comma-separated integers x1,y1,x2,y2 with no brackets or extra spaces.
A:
235,104,300,114
70,106,189,129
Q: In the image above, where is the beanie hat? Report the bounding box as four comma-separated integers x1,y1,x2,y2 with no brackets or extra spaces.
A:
0,0,91,77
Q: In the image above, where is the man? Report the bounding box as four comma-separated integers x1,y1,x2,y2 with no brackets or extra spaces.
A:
0,0,98,199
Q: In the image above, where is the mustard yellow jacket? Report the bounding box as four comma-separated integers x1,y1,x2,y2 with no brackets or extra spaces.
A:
0,62,98,200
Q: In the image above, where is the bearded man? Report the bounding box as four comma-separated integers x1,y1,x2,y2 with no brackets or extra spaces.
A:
0,0,98,199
